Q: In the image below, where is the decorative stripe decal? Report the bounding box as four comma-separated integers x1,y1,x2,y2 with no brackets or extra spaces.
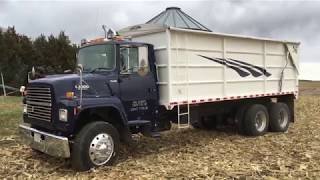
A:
216,58,263,77
228,58,272,77
198,55,250,77
198,55,272,77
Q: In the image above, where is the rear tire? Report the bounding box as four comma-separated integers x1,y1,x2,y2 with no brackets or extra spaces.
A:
268,102,290,132
243,104,269,136
71,121,119,171
235,105,249,134
191,116,217,130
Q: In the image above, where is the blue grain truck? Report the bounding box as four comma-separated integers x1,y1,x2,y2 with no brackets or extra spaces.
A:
18,8,299,171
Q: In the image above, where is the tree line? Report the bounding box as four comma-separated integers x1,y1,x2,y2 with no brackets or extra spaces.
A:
0,26,78,89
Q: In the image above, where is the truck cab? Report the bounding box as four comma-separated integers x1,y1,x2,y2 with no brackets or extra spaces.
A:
19,37,170,171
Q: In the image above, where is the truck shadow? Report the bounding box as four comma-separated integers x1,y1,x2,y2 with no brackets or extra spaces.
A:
118,125,240,162
23,125,241,175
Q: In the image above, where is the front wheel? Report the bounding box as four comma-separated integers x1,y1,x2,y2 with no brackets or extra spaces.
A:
71,121,120,171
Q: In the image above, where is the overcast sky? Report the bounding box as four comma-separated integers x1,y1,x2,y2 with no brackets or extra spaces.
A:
1,0,320,63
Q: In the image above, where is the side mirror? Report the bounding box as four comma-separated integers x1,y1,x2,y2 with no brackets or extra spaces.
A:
28,66,36,82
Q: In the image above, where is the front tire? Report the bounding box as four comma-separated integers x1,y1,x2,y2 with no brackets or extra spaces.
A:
71,121,120,171
243,104,269,136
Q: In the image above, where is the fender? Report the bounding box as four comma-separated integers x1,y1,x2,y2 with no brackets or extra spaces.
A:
75,96,128,126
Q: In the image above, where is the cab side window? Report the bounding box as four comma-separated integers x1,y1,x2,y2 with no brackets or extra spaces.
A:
120,45,149,75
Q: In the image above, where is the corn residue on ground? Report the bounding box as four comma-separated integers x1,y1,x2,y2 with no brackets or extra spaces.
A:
0,95,320,179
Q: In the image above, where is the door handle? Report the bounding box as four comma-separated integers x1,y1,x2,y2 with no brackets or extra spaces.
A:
105,82,114,96
147,88,156,93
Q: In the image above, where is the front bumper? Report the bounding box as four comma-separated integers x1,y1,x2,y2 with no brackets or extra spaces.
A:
19,124,70,158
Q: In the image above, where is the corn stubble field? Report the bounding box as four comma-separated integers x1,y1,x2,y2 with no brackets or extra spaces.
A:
0,81,320,179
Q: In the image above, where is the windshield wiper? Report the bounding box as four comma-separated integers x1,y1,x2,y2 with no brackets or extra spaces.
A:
90,67,111,73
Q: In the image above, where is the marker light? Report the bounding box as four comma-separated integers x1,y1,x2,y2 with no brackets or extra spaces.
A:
114,35,124,41
90,37,105,44
65,91,75,99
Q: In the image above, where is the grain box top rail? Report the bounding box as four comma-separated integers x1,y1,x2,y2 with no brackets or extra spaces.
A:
120,24,300,45
169,27,300,45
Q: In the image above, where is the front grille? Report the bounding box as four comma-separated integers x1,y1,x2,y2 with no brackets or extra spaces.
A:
26,86,52,122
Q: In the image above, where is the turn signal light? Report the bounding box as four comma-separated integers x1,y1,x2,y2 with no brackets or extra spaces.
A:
89,37,105,43
65,91,74,99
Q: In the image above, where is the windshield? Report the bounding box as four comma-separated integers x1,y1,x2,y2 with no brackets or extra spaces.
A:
78,44,115,72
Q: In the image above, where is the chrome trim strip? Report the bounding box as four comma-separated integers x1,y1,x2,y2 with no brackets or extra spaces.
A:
19,124,67,140
26,100,52,107
28,110,51,117
28,114,51,121
26,98,52,102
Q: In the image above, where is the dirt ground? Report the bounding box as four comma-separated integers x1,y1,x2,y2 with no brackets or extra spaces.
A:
0,83,320,179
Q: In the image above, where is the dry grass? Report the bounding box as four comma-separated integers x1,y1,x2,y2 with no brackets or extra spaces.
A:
300,81,320,95
0,96,22,136
0,83,320,179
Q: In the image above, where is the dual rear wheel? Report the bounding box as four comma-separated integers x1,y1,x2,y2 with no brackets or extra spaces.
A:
268,102,290,132
239,102,291,136
192,102,291,136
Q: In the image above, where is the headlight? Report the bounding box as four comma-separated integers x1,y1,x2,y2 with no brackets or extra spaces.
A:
23,104,27,114
59,109,68,122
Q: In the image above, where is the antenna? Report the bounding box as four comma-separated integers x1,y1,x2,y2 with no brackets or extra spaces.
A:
1,72,6,97
76,64,83,108
102,25,107,38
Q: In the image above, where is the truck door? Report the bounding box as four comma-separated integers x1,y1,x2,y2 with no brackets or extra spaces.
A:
119,44,157,121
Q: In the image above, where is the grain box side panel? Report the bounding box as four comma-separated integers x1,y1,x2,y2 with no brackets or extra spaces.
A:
224,37,266,96
169,30,225,102
168,29,299,104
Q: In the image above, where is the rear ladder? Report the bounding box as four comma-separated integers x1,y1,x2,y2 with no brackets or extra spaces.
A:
175,32,190,129
177,103,190,128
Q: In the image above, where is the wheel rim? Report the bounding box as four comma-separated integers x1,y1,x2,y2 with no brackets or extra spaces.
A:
278,108,289,129
89,133,114,166
255,111,267,132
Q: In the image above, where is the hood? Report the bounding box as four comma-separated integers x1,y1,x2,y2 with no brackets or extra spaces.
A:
29,73,115,98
